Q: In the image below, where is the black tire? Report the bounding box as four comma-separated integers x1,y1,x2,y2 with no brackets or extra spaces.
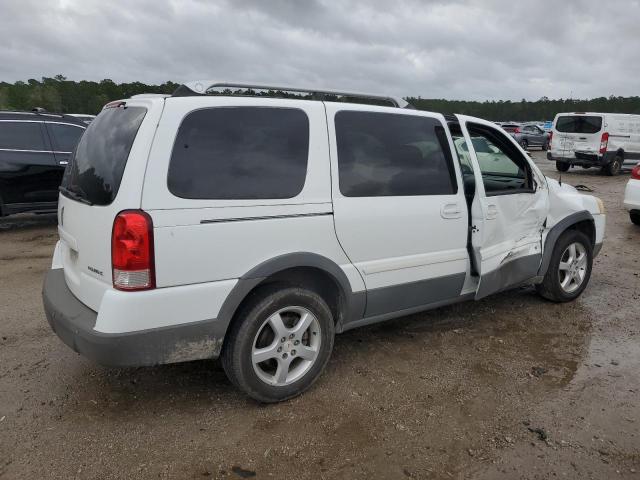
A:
542,141,549,151
631,211,640,226
556,161,570,172
221,285,335,403
536,229,593,302
520,139,528,150
605,156,622,176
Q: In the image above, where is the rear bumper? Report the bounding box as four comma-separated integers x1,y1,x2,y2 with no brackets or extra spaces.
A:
42,269,225,367
547,152,613,167
547,152,615,166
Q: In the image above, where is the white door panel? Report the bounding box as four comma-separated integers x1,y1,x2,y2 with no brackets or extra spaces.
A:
326,104,469,314
333,195,468,288
456,115,549,298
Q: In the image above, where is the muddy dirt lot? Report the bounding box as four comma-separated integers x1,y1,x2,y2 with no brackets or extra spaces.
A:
1,151,639,479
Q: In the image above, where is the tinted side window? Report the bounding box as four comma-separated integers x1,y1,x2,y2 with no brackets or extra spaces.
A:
48,123,85,152
335,111,457,197
0,121,46,150
168,107,309,200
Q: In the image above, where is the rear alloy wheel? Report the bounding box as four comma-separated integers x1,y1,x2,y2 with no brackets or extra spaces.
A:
251,306,322,386
605,156,622,176
520,139,529,150
536,230,593,302
631,211,640,226
542,141,549,151
556,161,570,172
221,286,335,403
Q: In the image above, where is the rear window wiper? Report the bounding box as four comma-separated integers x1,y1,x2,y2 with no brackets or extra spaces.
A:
59,185,93,206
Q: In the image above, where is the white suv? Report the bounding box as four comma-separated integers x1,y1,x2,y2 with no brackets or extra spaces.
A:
43,81,606,402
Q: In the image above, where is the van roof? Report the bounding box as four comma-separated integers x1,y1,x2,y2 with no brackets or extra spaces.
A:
170,80,412,109
556,112,640,117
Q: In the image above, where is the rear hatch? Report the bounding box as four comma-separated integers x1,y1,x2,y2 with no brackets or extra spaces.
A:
56,98,163,311
551,114,603,158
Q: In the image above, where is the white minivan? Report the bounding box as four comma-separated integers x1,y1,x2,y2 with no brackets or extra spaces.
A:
43,82,606,402
548,112,640,175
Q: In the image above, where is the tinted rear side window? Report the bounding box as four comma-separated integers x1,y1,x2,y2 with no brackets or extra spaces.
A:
555,115,603,134
0,121,46,150
62,106,147,205
168,107,309,200
47,123,85,152
335,111,457,197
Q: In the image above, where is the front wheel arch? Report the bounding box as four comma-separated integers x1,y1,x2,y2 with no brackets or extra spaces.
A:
538,212,595,278
536,229,593,302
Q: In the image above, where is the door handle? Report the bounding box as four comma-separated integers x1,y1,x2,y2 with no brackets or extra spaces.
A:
441,203,462,219
58,160,68,166
485,204,498,220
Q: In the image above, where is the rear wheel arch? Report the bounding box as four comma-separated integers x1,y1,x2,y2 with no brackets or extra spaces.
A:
216,253,364,342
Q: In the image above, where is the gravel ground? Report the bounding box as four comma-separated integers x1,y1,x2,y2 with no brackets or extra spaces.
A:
1,151,639,479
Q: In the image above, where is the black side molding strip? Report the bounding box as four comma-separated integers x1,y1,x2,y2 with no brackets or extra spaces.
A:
201,212,333,224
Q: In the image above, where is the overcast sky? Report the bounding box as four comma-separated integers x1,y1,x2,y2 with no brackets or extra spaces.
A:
0,0,639,101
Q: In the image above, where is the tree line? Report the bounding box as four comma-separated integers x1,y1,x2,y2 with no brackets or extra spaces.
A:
1,76,639,121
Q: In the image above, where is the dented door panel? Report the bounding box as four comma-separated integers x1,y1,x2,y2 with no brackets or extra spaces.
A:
456,115,549,299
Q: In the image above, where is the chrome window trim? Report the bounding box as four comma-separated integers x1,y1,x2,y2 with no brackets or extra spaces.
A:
44,121,86,129
0,148,71,154
0,119,43,123
0,119,86,129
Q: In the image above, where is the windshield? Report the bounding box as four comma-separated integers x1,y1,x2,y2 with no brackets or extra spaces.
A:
61,106,146,205
555,115,603,134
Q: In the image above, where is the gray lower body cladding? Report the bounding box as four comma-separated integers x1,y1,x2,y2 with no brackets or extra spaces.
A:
42,269,225,367
476,253,542,300
363,273,466,318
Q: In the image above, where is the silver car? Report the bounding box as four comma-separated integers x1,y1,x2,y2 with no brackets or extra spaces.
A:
502,123,549,150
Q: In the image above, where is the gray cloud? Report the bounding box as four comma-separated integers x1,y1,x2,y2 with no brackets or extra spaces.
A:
0,0,638,100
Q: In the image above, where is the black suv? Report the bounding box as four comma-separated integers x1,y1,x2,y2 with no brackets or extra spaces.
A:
0,111,86,216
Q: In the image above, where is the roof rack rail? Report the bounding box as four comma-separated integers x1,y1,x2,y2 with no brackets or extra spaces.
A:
172,80,411,109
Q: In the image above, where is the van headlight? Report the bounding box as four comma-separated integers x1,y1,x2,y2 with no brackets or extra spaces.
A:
595,197,605,214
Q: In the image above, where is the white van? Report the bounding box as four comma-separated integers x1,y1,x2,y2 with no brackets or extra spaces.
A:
43,81,606,402
548,112,640,175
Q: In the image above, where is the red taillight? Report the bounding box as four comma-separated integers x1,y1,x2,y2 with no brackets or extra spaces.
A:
111,210,155,291
514,127,521,134
548,131,553,146
599,132,609,154
632,164,640,180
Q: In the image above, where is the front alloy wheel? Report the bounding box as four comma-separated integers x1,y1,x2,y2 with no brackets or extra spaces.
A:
536,229,593,302
557,242,588,294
